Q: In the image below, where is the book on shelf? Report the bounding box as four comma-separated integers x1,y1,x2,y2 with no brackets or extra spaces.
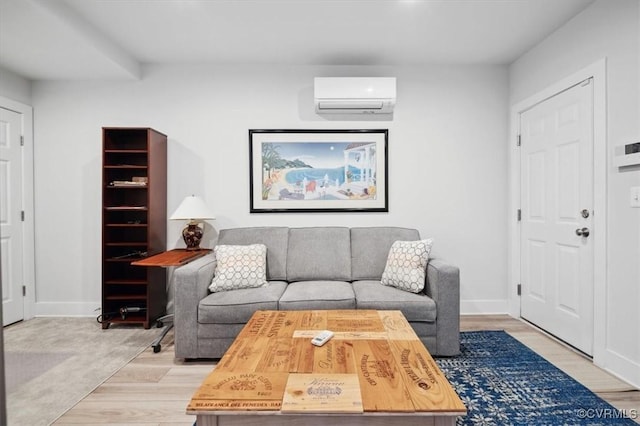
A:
105,206,147,210
110,180,147,187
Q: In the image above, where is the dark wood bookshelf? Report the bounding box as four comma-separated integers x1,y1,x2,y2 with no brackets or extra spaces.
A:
101,127,167,329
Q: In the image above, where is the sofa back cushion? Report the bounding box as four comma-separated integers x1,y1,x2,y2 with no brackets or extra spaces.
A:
350,227,421,280
218,227,289,281
287,227,351,282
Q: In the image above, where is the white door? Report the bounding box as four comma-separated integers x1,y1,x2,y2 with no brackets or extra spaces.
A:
1,107,24,326
520,80,594,355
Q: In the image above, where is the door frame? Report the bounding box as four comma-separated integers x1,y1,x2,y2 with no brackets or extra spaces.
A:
508,59,607,362
0,96,35,323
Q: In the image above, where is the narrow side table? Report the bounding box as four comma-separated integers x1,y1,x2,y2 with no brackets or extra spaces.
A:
131,248,211,267
132,248,211,352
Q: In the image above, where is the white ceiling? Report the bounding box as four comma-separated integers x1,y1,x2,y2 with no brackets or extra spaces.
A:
0,0,596,81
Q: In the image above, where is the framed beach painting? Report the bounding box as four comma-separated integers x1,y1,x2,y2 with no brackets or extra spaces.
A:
249,129,388,213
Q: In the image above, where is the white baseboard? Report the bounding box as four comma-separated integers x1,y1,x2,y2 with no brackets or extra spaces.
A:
460,299,509,315
34,300,509,317
35,302,100,318
596,348,640,389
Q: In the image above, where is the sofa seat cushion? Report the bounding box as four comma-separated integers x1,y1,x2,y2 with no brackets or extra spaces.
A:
353,280,436,322
279,281,356,310
198,281,287,324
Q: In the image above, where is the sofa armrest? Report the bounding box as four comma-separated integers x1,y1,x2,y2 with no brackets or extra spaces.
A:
425,258,460,356
174,253,216,359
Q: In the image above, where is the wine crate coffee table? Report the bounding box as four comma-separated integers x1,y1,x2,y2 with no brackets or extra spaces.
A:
187,310,466,426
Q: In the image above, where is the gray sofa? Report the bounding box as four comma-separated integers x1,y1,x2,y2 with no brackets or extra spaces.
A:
174,226,460,359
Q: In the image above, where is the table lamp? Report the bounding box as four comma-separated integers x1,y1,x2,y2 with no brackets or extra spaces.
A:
170,195,215,250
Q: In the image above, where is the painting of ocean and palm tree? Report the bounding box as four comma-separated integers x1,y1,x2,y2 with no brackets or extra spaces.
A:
249,129,388,213
261,141,378,202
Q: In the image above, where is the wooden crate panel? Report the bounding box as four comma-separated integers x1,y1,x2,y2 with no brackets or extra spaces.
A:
379,310,420,340
311,340,357,374
216,337,265,372
296,310,328,330
191,371,288,401
260,310,300,337
255,338,294,372
237,311,280,338
281,374,363,413
351,340,415,412
293,330,388,340
327,310,385,332
288,338,315,373
187,399,281,411
390,340,466,413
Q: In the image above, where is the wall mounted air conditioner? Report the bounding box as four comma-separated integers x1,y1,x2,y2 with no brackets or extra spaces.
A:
314,77,396,114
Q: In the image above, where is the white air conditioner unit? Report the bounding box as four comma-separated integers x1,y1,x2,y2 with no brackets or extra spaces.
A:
314,77,396,114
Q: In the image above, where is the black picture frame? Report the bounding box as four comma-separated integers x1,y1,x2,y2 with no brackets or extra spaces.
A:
249,129,388,213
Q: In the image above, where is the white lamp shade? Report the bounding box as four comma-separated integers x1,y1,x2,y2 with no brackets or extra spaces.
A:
170,195,215,221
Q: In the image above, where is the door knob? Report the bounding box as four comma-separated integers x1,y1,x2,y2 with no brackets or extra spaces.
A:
575,227,590,237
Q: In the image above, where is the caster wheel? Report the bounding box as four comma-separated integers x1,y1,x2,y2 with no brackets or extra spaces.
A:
157,321,164,328
153,344,161,353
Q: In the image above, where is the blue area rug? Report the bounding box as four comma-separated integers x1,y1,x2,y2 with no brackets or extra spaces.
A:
436,331,637,425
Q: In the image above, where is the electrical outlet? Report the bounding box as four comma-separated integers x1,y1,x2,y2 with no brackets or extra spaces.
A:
631,186,640,208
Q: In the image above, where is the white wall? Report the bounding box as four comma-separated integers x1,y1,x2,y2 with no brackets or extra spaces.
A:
31,64,508,316
0,66,31,105
510,0,640,386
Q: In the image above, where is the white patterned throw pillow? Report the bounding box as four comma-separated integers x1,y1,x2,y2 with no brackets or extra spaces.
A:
209,244,268,292
380,239,433,293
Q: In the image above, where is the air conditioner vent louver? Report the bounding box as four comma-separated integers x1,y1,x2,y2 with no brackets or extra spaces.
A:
314,77,396,114
317,101,384,110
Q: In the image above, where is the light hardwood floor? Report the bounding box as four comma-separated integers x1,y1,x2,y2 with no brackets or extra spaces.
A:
54,315,640,425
